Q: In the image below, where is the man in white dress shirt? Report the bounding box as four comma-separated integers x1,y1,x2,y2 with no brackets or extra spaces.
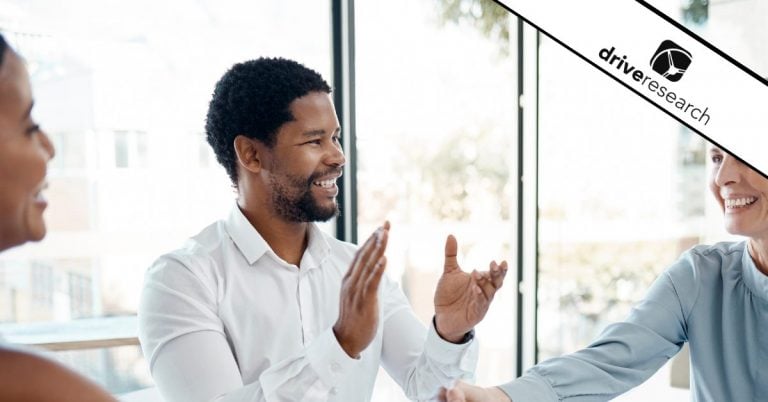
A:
138,58,508,402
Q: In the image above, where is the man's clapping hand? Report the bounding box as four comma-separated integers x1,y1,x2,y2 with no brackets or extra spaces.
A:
333,222,390,357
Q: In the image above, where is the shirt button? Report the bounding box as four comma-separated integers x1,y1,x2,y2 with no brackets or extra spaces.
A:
331,362,341,371
329,388,337,396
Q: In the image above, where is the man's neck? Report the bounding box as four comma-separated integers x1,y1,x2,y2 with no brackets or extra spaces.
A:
748,238,768,277
237,198,309,267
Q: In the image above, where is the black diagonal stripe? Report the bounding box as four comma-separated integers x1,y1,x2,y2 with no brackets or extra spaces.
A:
635,0,768,86
489,0,768,179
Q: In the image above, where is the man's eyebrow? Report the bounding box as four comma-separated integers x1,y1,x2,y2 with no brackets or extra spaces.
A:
302,127,341,137
302,129,325,137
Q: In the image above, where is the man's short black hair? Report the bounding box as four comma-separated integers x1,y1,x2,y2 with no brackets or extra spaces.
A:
205,57,332,185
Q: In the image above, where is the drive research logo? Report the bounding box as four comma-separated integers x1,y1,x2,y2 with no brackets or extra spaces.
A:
649,40,692,82
598,44,711,126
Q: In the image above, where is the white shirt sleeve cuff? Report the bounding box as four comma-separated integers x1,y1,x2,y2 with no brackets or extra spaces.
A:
424,319,478,373
305,327,361,389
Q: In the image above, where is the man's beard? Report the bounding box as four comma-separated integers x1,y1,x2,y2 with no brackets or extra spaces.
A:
269,169,341,223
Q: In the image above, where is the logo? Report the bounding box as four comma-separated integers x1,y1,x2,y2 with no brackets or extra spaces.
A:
649,40,692,82
598,44,711,126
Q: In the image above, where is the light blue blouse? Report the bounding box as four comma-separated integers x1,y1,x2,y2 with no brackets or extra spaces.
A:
500,241,768,401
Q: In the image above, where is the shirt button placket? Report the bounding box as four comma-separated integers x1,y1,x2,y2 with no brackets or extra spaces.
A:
298,271,314,343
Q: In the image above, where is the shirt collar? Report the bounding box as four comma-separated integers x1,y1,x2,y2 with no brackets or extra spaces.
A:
742,241,768,302
225,203,332,268
302,223,333,269
226,204,270,265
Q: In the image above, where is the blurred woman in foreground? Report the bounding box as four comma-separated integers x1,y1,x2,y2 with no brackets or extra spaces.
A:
0,33,114,401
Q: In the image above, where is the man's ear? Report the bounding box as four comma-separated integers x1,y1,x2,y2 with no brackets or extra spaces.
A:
233,135,265,174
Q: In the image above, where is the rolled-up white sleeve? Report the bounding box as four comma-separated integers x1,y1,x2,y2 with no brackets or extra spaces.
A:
139,255,359,402
379,276,479,401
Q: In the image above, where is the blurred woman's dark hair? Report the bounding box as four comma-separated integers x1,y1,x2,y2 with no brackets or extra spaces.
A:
0,34,7,65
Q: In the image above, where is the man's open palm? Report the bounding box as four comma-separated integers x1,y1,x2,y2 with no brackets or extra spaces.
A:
434,235,507,342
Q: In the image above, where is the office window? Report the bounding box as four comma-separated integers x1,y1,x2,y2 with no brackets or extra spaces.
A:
48,131,87,170
535,42,702,395
30,263,54,309
68,271,93,319
113,131,148,169
355,0,519,399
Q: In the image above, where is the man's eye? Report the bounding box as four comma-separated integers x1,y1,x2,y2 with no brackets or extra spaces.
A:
711,155,723,164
